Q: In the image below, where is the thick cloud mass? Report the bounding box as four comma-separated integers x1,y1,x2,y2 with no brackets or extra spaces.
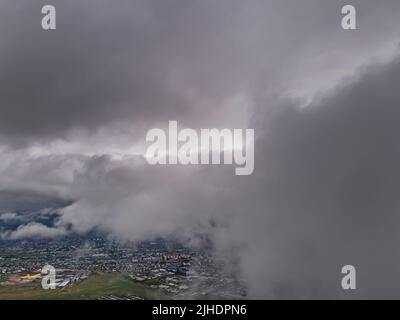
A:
1,0,400,298
0,0,399,144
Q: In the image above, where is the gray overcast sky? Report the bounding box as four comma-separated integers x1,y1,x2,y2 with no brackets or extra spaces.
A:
1,0,400,298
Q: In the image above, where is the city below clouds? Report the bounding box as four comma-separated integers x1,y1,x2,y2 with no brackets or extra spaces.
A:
0,0,400,298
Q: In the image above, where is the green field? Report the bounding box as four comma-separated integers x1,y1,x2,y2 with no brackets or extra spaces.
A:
0,272,167,300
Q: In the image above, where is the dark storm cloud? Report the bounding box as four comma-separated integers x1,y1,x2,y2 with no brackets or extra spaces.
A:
0,0,265,143
219,55,400,298
1,0,399,145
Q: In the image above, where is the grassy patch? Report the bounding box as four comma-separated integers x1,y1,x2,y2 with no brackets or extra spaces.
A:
0,272,167,300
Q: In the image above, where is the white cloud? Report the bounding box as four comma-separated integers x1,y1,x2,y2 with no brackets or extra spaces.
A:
0,212,18,221
2,223,68,240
